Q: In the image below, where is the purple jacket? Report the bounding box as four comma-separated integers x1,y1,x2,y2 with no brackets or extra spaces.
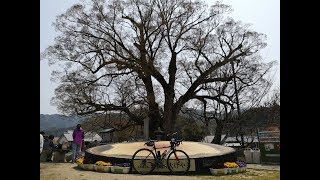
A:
73,128,84,145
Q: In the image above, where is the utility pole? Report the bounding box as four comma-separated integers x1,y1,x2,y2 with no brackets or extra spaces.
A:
231,59,245,148
144,118,149,141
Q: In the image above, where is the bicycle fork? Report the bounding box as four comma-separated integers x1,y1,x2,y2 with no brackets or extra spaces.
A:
155,157,167,168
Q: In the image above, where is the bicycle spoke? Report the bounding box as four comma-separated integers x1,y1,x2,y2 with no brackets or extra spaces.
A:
132,149,156,175
167,150,190,175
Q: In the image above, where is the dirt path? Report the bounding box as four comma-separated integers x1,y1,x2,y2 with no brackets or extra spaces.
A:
40,163,280,180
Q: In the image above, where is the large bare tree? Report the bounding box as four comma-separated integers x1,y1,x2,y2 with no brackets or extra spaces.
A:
42,0,270,136
181,56,274,145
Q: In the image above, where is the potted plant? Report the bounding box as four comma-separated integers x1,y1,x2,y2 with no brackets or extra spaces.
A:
94,161,112,173
236,161,247,172
209,162,228,175
111,163,131,174
224,162,239,174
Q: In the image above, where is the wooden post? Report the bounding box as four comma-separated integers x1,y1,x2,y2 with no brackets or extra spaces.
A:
144,118,149,141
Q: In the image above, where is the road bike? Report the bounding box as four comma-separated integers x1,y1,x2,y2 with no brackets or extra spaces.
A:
131,132,190,175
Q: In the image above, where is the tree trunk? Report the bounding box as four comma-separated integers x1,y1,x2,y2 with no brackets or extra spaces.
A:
231,60,245,147
141,76,161,138
148,102,161,138
163,92,175,134
213,119,223,144
240,133,245,148
162,52,178,135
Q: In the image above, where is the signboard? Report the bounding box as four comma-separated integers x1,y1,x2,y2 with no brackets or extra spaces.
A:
264,143,274,151
259,142,280,163
133,159,196,172
257,126,280,143
258,132,280,142
257,126,280,164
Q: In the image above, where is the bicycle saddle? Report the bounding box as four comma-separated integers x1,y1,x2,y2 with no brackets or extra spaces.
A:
145,141,154,146
145,139,157,146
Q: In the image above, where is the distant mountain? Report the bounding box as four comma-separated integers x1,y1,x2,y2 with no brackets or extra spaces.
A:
43,127,74,137
40,114,86,132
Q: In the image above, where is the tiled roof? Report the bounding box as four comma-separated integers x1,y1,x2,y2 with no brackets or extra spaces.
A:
99,128,115,133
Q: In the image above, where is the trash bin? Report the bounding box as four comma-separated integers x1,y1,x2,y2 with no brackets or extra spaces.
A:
252,148,261,164
243,148,253,163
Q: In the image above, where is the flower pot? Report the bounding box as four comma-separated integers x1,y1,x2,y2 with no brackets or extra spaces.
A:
77,163,84,169
111,166,130,174
228,167,239,174
82,164,94,171
209,168,228,175
94,165,111,173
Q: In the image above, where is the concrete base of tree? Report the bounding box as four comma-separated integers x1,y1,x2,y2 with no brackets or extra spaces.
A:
84,141,237,173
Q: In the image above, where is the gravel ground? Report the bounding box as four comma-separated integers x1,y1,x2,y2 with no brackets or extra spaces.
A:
40,163,280,180
247,164,280,171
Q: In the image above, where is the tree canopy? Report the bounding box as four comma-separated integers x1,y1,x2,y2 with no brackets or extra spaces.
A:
42,0,274,136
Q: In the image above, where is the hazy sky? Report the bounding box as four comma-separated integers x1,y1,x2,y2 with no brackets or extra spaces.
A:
40,0,280,115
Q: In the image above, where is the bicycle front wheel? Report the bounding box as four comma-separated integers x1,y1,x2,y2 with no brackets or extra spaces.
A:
131,148,156,175
167,149,190,175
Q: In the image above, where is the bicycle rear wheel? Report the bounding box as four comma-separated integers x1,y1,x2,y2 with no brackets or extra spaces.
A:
131,148,156,175
167,149,190,175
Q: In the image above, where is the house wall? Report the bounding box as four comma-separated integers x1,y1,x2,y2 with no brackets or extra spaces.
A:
57,136,68,144
57,136,72,149
101,133,113,142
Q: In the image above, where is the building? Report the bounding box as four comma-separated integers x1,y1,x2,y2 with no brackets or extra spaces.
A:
83,131,102,147
99,128,115,143
53,137,60,145
84,132,102,142
202,135,259,148
57,130,74,146
57,130,102,149
257,125,280,164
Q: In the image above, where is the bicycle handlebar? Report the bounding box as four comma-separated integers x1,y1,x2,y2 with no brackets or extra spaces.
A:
166,132,177,137
175,139,183,145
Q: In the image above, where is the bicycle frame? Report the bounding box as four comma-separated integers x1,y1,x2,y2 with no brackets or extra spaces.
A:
153,145,170,159
132,133,190,175
148,141,181,162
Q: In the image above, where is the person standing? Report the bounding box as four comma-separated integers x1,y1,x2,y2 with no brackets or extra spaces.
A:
72,124,85,163
42,135,55,162
40,132,44,156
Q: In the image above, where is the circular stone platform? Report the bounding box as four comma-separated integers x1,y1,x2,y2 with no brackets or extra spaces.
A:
84,141,237,173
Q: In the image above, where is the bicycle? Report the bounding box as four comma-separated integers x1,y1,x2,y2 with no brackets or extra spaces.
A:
131,132,190,175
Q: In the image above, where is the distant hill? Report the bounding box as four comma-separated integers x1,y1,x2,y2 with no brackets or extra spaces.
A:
40,105,279,137
40,114,86,133
43,127,74,137
179,105,279,135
